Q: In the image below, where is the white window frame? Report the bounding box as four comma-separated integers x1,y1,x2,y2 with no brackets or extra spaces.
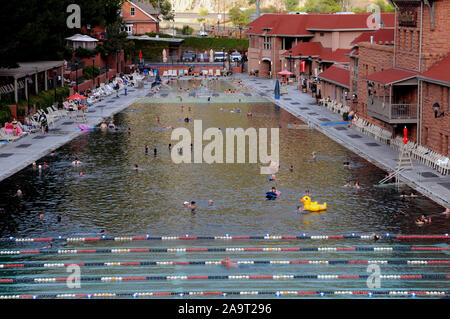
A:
131,7,135,16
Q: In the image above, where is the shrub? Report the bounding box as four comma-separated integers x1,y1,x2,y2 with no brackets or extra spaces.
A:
83,65,100,79
74,47,95,58
181,25,194,35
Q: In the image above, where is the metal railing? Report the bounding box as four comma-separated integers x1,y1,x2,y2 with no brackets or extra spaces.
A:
391,103,417,119
367,97,418,123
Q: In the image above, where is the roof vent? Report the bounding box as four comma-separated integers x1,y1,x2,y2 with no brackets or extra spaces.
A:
335,12,355,14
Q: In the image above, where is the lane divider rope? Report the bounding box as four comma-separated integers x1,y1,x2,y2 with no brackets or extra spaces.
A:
2,234,449,243
0,290,448,299
2,259,450,269
1,273,450,284
1,246,449,255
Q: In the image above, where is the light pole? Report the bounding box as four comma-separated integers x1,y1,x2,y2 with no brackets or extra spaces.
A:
53,67,57,104
218,14,221,37
222,46,225,69
105,52,109,83
116,48,120,75
26,74,31,111
289,50,292,73
172,10,175,37
74,62,79,93
92,54,96,90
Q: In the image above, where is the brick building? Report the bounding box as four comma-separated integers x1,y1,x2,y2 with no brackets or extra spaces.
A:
245,13,395,78
348,0,450,156
121,0,160,35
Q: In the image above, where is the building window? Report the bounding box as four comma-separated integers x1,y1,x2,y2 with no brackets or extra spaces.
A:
263,36,271,50
320,32,324,37
410,31,414,51
131,7,135,16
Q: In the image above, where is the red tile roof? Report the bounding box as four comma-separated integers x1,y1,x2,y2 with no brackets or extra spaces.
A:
281,42,329,57
319,48,352,63
420,53,450,85
351,28,395,45
318,66,350,88
246,13,395,36
364,68,418,85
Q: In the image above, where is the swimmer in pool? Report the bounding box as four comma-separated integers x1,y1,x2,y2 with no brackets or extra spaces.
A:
108,120,115,129
221,257,237,268
354,181,361,189
17,189,23,197
344,181,351,187
154,148,157,156
72,158,82,165
100,121,107,129
343,161,350,168
312,152,317,161
133,164,139,170
32,162,37,169
79,171,84,177
270,187,281,197
145,145,149,154
209,200,214,206
269,174,275,181
168,143,172,150
189,201,196,213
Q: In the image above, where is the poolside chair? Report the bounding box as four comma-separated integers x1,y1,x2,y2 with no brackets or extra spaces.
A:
215,69,221,76
209,69,213,76
184,69,188,76
0,128,21,141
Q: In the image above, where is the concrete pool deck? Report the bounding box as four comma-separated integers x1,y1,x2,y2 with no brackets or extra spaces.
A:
0,75,449,208
233,73,450,208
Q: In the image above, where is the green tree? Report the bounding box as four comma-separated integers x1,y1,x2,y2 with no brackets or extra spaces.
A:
0,0,123,68
285,0,299,12
229,6,255,27
197,8,209,23
148,0,173,21
300,0,341,13
375,0,395,12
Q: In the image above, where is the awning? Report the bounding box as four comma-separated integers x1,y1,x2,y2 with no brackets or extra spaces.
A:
364,68,417,85
261,57,271,62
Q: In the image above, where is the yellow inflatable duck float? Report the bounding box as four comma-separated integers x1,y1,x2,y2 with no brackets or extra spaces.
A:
300,196,327,212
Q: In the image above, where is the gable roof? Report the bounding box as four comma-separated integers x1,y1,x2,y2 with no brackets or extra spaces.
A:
420,53,450,86
318,65,350,88
351,28,394,45
364,68,418,85
281,42,329,57
318,48,351,63
128,0,159,22
246,13,395,36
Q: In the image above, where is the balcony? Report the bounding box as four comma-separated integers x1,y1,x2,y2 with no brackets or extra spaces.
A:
367,97,418,124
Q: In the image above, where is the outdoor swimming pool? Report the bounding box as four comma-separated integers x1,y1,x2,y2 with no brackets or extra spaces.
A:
0,80,448,298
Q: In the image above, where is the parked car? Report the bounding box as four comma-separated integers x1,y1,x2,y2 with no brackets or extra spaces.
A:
198,30,208,37
197,53,209,62
230,51,242,62
214,52,228,62
182,51,196,62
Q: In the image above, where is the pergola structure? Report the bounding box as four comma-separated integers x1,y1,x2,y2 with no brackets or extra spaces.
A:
0,61,65,103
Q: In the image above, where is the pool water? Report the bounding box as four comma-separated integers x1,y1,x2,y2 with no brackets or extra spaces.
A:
0,80,448,298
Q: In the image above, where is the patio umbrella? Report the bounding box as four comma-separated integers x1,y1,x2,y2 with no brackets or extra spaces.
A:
66,93,87,100
274,79,280,100
277,70,293,75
